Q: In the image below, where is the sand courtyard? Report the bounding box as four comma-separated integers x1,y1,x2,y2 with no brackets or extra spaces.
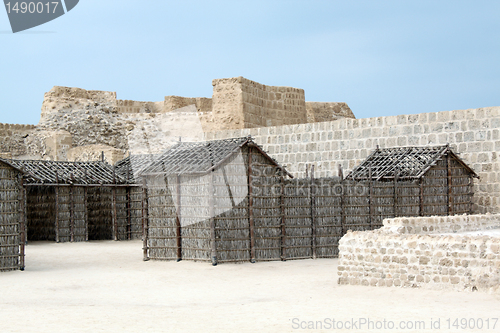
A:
1,241,499,333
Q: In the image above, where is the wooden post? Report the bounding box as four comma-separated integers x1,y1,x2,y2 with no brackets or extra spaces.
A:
126,186,131,240
55,171,60,243
393,170,398,218
142,179,149,261
84,170,88,241
280,174,286,261
19,176,26,271
340,167,346,236
70,181,74,243
126,165,132,240
176,175,182,262
112,187,118,240
209,171,217,266
368,167,373,230
447,153,453,215
468,175,474,214
112,167,118,241
310,165,316,259
84,187,88,241
248,147,256,263
419,178,424,217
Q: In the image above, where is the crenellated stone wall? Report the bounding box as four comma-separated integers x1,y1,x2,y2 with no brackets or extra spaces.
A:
0,123,37,158
337,214,500,292
306,102,355,123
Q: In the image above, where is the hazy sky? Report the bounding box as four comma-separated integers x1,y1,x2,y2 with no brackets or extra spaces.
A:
1,0,499,125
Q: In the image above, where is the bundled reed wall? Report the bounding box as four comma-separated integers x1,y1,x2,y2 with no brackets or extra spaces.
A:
115,187,129,240
129,186,144,240
143,152,476,264
56,186,86,242
86,187,112,241
0,163,23,271
250,153,281,262
146,177,178,260
215,147,251,263
313,178,342,258
27,186,55,241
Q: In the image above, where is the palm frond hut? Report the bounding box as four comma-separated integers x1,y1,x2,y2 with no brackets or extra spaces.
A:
0,160,25,271
6,159,139,242
114,154,159,240
345,145,479,225
139,136,293,265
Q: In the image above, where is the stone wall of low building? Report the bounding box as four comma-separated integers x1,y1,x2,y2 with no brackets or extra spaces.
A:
337,214,500,292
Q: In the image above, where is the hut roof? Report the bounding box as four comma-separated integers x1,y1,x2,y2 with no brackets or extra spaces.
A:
114,154,160,183
138,136,292,178
0,158,128,185
346,145,479,181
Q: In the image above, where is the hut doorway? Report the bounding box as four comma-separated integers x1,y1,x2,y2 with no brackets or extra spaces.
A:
26,186,56,241
87,187,113,240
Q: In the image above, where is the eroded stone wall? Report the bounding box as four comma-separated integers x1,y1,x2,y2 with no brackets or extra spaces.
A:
337,214,500,292
306,102,355,123
0,123,36,158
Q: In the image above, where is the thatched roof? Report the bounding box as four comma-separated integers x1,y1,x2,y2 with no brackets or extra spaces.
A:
0,158,128,185
138,136,292,177
346,145,478,181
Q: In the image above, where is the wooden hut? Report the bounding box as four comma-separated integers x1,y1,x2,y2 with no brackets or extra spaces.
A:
0,160,25,271
5,159,142,242
345,145,479,223
139,137,293,265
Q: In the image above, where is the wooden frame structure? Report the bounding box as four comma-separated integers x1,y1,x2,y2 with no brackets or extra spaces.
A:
0,160,25,271
1,159,143,243
139,142,479,264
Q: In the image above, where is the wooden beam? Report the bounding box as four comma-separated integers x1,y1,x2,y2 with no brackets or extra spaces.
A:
447,153,453,215
112,187,118,241
55,185,59,243
19,176,25,271
248,147,256,263
419,177,424,217
70,184,74,242
126,186,131,240
340,172,346,236
368,167,373,230
142,179,149,261
209,171,217,266
280,174,286,261
176,175,182,261
310,165,316,260
84,186,88,241
393,170,399,218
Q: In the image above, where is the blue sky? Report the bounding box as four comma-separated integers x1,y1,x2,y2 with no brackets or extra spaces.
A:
1,0,499,125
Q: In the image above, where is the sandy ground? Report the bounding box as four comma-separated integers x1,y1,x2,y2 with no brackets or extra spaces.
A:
1,241,499,333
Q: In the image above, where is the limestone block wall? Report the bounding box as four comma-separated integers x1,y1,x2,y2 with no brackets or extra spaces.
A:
164,96,212,113
205,106,500,214
0,123,36,157
116,100,165,114
306,102,355,123
384,214,500,235
337,214,500,292
67,144,125,165
211,77,307,130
